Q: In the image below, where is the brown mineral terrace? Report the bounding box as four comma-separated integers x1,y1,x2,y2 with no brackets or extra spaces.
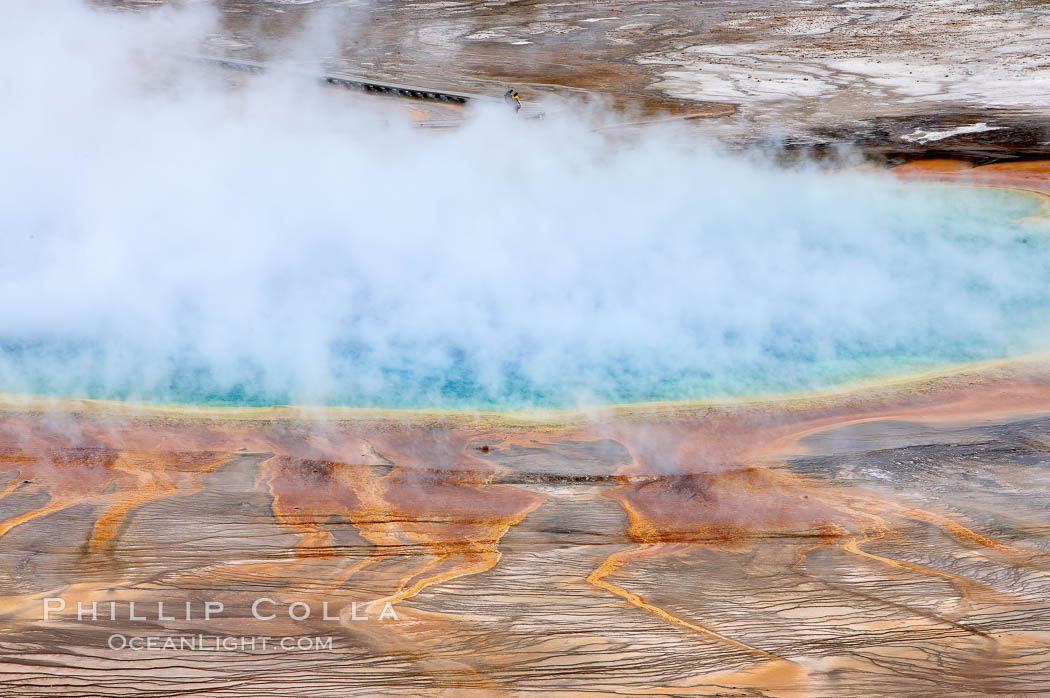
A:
104,0,1050,156
0,348,1049,696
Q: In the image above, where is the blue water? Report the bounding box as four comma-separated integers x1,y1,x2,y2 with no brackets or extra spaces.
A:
1,180,1048,410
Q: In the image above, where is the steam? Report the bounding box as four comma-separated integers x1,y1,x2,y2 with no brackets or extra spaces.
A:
2,0,1049,409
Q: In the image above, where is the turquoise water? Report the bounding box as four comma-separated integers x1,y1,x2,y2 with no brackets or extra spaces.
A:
2,179,1049,411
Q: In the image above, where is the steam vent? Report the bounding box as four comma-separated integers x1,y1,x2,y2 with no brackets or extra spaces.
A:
3,1,1050,696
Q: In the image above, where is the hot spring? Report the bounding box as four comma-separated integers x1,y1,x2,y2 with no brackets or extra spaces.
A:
2,2,1050,411
1,168,1047,410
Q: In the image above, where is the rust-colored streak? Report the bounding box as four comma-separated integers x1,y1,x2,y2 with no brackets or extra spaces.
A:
0,442,121,541
262,428,547,610
840,532,986,601
0,497,77,539
587,545,782,660
89,450,231,553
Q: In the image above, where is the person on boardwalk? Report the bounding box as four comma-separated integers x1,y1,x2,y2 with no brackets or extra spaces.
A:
504,89,521,113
